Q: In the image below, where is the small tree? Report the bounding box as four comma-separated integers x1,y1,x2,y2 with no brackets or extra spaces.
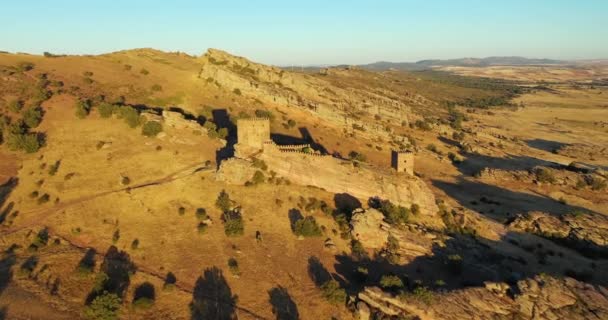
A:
75,100,91,119
141,121,162,137
215,190,231,212
8,100,23,113
380,275,404,289
22,107,43,128
84,291,121,320
293,216,322,237
223,211,244,237
98,103,115,118
320,280,346,305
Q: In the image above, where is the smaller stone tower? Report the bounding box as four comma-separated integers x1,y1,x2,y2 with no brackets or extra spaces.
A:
391,150,414,175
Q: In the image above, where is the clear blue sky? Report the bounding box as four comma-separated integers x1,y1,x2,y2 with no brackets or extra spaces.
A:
1,0,607,65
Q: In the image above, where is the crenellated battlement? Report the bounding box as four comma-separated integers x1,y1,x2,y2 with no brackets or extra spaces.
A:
238,117,271,122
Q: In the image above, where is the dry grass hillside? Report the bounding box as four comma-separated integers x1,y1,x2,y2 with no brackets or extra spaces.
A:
1,49,608,320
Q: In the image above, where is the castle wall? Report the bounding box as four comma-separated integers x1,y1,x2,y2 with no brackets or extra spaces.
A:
257,148,437,218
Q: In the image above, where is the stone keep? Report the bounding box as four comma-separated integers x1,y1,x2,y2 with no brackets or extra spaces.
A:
391,150,414,175
237,118,270,150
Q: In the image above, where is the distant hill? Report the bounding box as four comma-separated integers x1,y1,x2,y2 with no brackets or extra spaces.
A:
361,56,566,71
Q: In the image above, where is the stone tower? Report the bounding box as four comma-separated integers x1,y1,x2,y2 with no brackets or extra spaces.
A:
235,118,270,158
391,150,414,175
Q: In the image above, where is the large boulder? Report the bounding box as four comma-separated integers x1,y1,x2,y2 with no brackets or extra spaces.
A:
215,158,256,185
350,208,390,249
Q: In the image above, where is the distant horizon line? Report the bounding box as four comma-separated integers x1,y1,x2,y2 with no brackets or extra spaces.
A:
1,47,607,68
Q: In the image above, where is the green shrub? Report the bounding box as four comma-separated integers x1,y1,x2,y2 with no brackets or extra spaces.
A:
48,160,60,176
415,119,432,131
233,88,242,95
375,199,409,225
132,297,154,310
75,100,91,119
410,204,421,215
320,280,346,305
293,216,322,237
131,239,139,250
6,132,41,153
217,127,228,139
140,69,149,75
252,158,267,171
195,208,208,220
223,211,244,237
407,286,434,305
535,167,556,184
8,100,23,113
98,103,115,118
117,106,141,128
380,275,404,289
197,222,208,234
254,109,273,119
37,193,50,204
227,258,240,276
178,207,185,215
247,170,265,186
84,291,121,320
287,119,296,128
141,121,162,137
17,61,35,72
151,84,162,92
351,240,367,259
22,107,43,128
215,190,232,212
124,64,132,71
348,151,366,162
112,230,120,244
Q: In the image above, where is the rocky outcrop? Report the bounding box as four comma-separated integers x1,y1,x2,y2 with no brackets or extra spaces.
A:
257,149,440,223
162,111,204,132
508,211,608,258
356,276,608,320
215,158,256,185
350,208,390,249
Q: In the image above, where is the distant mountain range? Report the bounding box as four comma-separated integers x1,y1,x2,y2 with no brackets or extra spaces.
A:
360,56,567,71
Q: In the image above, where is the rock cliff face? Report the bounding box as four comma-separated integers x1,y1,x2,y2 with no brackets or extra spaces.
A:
257,148,440,221
356,276,608,320
197,49,409,138
508,211,608,258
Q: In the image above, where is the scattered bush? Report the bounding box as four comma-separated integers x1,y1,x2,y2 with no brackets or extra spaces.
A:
178,207,186,216
117,106,141,128
124,64,132,71
131,239,139,250
535,167,556,184
405,286,434,305
222,211,244,237
372,199,409,225
293,216,322,237
151,84,162,92
320,280,346,305
252,158,267,171
48,160,60,176
287,119,296,128
233,88,242,95
227,258,240,276
97,103,115,118
195,208,208,220
140,68,149,75
141,121,162,137
348,151,366,162
22,107,43,128
246,170,265,186
254,109,273,119
8,99,23,113
197,222,208,234
351,240,367,260
121,176,131,185
37,193,51,204
84,291,121,320
380,275,404,289
415,119,432,131
215,190,232,212
75,100,91,119
410,204,421,215
6,132,41,153
112,230,120,244
17,61,35,72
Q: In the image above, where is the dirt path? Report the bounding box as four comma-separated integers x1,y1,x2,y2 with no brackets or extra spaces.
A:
3,162,213,236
